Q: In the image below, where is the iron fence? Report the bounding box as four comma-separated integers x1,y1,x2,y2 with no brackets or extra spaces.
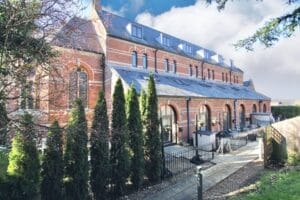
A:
163,144,214,177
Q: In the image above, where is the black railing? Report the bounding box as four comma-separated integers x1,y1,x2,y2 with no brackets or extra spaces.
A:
164,145,214,177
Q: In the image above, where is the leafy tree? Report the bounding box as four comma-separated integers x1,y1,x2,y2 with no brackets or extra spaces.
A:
144,75,162,183
64,99,89,200
41,120,64,200
126,85,144,190
0,92,9,145
6,113,40,200
110,79,131,196
206,0,300,50
90,91,110,200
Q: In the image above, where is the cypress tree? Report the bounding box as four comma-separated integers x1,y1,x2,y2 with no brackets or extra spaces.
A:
0,93,9,145
140,89,147,128
144,75,162,183
126,85,144,190
64,99,89,200
110,79,130,196
7,113,40,199
41,120,63,200
90,91,110,200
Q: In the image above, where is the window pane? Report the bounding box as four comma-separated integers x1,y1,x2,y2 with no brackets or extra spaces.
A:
69,71,78,108
132,52,137,67
164,59,169,72
79,71,88,108
143,54,147,69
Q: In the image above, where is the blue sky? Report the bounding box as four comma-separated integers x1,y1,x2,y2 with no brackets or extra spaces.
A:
101,0,197,19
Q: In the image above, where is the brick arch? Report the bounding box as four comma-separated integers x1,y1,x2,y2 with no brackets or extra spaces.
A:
66,61,94,80
158,102,180,122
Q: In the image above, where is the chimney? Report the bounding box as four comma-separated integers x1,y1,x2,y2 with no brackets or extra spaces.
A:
230,59,234,68
93,0,101,11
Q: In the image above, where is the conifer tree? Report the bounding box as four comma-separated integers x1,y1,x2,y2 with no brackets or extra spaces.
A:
6,113,40,199
144,75,162,183
90,91,110,200
110,79,130,196
64,99,89,200
126,85,144,190
41,120,63,200
0,92,9,145
140,89,147,128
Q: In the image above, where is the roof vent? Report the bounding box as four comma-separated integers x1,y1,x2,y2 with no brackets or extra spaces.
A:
196,49,205,58
178,44,183,50
126,23,132,34
230,59,234,68
211,54,223,64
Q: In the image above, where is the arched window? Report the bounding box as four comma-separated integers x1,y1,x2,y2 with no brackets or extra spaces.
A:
142,53,147,69
212,70,215,80
263,104,267,112
131,51,137,67
252,104,257,113
20,80,34,109
69,68,88,108
199,105,211,131
164,59,169,72
172,60,177,73
222,72,225,82
225,73,228,82
195,66,198,77
208,69,211,79
189,64,193,76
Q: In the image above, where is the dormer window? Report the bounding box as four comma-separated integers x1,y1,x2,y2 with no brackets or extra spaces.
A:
132,24,142,39
183,44,192,54
162,35,170,47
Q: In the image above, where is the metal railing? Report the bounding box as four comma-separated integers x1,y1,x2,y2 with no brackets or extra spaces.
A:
230,136,248,151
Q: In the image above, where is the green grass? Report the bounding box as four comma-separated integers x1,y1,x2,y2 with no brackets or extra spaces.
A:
234,170,300,200
0,150,8,180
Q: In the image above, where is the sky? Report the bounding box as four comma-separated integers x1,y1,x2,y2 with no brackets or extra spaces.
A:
97,0,300,100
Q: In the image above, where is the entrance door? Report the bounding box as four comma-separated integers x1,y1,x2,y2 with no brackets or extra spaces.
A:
160,105,177,144
223,104,231,131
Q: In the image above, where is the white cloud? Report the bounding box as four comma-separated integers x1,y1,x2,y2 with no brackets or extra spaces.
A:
135,0,300,99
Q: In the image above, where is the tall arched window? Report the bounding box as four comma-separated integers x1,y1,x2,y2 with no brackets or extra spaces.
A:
160,105,177,144
225,73,228,82
222,72,225,82
69,68,88,108
199,105,211,131
223,104,232,130
131,51,137,67
142,53,147,69
239,104,246,129
172,60,177,73
164,59,169,72
189,64,193,76
195,66,198,77
212,70,215,80
208,69,211,79
20,80,34,109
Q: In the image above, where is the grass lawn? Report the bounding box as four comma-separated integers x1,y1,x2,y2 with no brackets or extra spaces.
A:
234,169,300,200
0,150,8,180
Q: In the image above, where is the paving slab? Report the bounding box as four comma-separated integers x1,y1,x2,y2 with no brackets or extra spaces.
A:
144,141,260,200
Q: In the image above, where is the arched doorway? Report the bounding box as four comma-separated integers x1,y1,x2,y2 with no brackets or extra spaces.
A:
160,105,177,144
199,105,211,131
252,104,257,113
223,104,232,131
239,104,246,130
263,104,267,112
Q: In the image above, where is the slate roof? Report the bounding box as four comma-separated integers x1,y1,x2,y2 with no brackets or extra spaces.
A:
99,10,243,73
112,66,270,100
52,17,104,54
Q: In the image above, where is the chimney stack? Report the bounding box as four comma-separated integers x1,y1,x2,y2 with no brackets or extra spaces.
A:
93,0,101,11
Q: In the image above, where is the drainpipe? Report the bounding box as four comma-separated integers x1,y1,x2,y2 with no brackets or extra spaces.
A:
186,97,191,143
154,49,159,73
234,99,237,130
201,61,205,80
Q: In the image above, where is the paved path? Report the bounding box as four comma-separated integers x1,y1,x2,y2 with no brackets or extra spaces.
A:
144,141,261,200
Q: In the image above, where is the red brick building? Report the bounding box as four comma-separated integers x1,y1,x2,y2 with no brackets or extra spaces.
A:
7,3,271,145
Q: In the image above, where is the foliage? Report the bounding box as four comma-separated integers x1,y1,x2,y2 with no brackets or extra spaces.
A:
206,0,300,50
0,149,8,180
0,92,9,145
233,170,300,200
140,89,147,128
110,79,131,196
271,106,300,120
144,75,162,183
126,85,144,190
41,120,64,200
64,99,89,200
6,113,40,200
90,91,110,200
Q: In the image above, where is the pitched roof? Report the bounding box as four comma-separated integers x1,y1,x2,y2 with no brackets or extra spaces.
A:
99,10,243,73
52,17,104,54
112,66,270,100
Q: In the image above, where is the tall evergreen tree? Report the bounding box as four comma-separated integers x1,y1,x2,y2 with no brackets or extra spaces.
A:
140,89,147,128
90,91,110,200
110,79,130,196
0,93,9,145
126,85,144,190
41,120,63,200
64,99,89,200
144,75,162,183
6,113,40,199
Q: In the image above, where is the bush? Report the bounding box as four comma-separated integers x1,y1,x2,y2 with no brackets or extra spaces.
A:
271,106,300,120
